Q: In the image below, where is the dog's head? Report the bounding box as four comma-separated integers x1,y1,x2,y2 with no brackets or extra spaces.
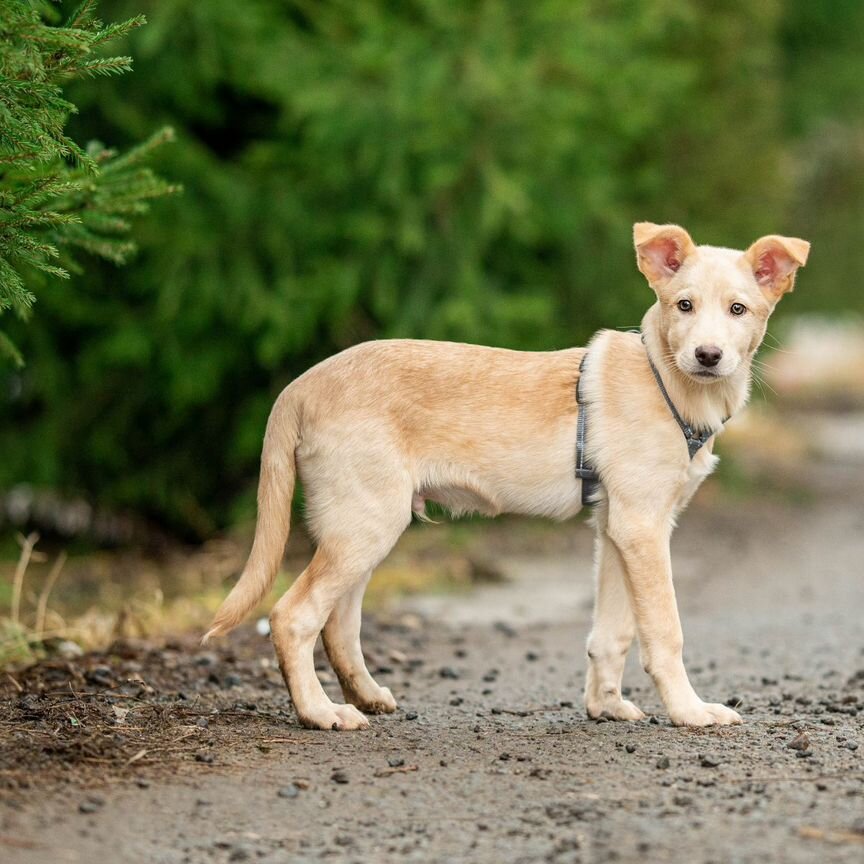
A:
634,223,810,382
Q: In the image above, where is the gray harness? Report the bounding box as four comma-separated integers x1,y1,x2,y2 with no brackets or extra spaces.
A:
575,335,728,506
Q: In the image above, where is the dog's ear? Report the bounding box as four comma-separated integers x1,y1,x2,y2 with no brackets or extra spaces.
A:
744,235,810,299
633,223,696,292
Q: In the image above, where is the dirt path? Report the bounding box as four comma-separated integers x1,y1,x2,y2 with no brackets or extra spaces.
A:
2,454,863,863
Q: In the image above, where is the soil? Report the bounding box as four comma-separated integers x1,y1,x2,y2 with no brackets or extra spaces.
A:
1,450,863,863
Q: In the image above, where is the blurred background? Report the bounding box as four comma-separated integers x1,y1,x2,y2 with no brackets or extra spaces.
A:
1,0,863,659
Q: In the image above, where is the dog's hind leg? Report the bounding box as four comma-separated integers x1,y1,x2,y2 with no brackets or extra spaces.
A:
270,549,371,730
322,573,397,714
270,453,412,730
585,529,645,721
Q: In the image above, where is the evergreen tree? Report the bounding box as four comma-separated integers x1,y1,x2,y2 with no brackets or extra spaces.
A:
0,0,175,364
1,1,860,538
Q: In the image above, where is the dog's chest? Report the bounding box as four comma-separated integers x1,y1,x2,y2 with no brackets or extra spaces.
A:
676,447,719,510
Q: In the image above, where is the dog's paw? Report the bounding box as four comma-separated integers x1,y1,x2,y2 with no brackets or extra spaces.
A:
669,701,742,728
586,697,646,722
299,703,370,731
354,685,398,715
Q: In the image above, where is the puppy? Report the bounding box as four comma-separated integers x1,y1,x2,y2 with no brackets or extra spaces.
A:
205,223,809,730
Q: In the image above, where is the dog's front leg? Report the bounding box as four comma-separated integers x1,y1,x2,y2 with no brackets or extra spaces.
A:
584,530,645,721
606,505,742,727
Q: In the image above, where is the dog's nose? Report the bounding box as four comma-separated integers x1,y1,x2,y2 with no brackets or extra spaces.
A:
695,345,723,368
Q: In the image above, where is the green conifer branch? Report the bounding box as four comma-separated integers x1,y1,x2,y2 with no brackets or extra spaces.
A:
0,1,176,362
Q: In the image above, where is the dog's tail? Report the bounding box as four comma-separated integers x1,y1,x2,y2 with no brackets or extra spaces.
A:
203,393,299,643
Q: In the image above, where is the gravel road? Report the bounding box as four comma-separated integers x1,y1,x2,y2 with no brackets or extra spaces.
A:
1,447,863,864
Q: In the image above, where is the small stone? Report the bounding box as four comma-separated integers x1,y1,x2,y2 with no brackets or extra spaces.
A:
656,756,670,770
56,640,83,659
228,845,250,861
846,741,859,751
787,732,810,752
195,752,215,764
673,795,692,807
449,697,463,706
525,651,540,662
499,753,511,761
439,666,460,679
387,757,405,768
625,744,637,754
331,770,350,784
78,796,104,814
700,754,720,768
796,750,814,758
277,784,300,799
405,711,418,721
223,673,242,688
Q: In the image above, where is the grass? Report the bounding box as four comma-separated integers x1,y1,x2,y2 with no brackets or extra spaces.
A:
0,517,537,669
0,532,232,667
1,532,65,666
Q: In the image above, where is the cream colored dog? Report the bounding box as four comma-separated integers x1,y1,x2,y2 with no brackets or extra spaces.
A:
205,223,809,731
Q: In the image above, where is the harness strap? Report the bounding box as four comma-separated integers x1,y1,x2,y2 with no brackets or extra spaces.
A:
640,334,728,459
575,353,601,506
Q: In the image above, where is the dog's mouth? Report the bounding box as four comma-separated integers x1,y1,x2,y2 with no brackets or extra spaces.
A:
678,365,726,383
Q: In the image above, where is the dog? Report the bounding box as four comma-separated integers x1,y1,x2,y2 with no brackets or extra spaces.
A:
204,222,809,730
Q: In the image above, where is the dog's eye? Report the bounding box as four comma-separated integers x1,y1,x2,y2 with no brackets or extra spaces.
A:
730,302,747,316
677,299,693,312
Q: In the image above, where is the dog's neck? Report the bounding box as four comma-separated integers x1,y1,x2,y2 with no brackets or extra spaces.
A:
640,305,753,432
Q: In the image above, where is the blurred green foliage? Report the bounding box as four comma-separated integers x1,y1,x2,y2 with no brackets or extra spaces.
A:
1,0,862,538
